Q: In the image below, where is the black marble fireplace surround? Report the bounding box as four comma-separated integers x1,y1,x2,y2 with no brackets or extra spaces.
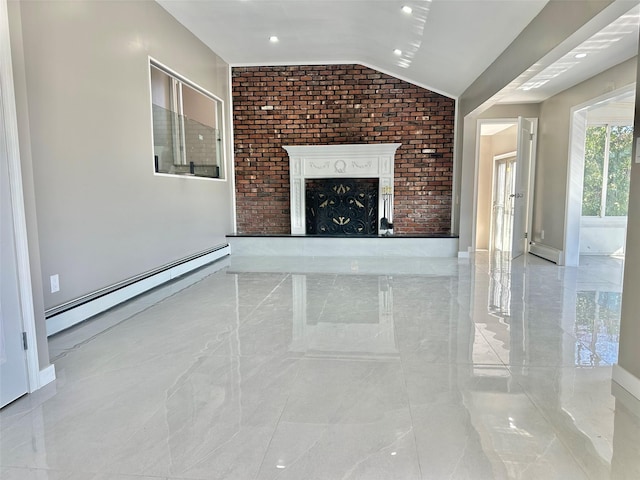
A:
305,178,379,235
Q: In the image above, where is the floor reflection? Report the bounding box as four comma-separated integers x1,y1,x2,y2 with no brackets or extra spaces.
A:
289,274,398,358
575,290,621,366
470,251,634,478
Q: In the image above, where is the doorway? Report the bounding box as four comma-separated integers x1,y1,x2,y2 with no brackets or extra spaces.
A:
475,118,537,258
565,86,634,266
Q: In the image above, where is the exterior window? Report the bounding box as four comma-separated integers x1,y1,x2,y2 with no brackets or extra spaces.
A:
150,62,224,179
582,124,631,217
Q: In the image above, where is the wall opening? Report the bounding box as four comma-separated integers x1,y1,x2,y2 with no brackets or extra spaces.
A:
565,86,635,266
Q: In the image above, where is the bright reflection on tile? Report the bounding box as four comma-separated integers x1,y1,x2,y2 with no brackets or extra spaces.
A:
1,253,639,479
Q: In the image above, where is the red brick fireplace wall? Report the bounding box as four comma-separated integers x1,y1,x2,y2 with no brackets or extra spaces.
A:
232,64,455,235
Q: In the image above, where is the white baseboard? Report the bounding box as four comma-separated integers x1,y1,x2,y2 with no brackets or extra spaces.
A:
46,246,230,336
37,364,56,389
529,242,563,264
613,364,640,402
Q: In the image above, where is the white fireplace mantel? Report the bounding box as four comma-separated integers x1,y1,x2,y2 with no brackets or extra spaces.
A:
283,143,401,234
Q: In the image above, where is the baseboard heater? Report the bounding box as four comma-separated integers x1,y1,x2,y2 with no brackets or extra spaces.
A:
528,242,563,264
45,244,230,336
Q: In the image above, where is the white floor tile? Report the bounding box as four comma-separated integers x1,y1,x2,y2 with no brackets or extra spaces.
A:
2,252,639,479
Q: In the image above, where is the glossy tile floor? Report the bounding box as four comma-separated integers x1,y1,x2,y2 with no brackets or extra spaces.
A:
2,253,640,479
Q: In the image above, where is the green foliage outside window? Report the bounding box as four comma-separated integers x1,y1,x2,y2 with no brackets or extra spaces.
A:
606,126,632,216
582,124,631,217
582,126,605,216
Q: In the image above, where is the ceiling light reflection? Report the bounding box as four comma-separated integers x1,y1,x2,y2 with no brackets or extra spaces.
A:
395,3,432,69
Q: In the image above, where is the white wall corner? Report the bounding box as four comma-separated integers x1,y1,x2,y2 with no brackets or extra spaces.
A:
458,250,470,258
613,364,640,403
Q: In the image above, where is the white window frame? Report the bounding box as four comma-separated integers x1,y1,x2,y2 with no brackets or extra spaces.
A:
148,58,226,181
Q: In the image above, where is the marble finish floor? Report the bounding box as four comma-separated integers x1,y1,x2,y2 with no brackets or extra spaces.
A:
2,253,640,479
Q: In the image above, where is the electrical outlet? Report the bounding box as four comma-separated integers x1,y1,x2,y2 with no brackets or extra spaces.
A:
541,230,545,240
50,274,60,293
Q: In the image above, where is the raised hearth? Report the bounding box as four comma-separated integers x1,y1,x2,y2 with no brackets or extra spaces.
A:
226,234,459,258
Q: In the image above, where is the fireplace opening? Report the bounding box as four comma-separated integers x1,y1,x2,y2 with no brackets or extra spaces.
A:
305,178,378,235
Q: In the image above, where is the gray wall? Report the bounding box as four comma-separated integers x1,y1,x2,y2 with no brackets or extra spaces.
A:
455,0,620,253
533,58,636,251
618,47,640,381
458,0,614,117
458,57,636,256
9,0,234,316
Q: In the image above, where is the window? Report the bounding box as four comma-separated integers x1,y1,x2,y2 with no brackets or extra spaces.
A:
582,124,632,216
150,62,224,179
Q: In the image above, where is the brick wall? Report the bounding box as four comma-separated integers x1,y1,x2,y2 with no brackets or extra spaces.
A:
232,64,455,234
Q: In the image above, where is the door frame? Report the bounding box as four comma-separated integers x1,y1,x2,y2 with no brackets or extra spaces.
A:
1,0,50,392
564,84,635,266
474,117,538,254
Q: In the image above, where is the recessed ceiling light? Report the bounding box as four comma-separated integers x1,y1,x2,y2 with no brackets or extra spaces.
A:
394,49,402,56
575,53,587,59
269,36,279,43
402,5,412,14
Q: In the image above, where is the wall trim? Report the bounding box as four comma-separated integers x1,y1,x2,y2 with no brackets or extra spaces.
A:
46,245,230,336
38,364,56,387
228,65,238,234
1,0,45,393
529,242,563,264
613,364,640,403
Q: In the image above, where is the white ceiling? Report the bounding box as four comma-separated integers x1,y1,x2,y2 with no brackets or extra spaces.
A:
157,0,640,104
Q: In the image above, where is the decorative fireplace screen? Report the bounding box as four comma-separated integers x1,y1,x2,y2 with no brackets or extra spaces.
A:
306,178,378,235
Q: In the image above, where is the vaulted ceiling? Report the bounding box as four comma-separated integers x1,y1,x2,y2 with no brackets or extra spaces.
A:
157,0,640,105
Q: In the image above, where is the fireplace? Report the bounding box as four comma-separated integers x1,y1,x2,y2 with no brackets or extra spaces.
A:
306,178,378,235
283,143,401,235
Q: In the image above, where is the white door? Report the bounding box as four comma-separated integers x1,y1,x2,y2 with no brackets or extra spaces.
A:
511,117,533,259
491,156,517,252
1,90,30,408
